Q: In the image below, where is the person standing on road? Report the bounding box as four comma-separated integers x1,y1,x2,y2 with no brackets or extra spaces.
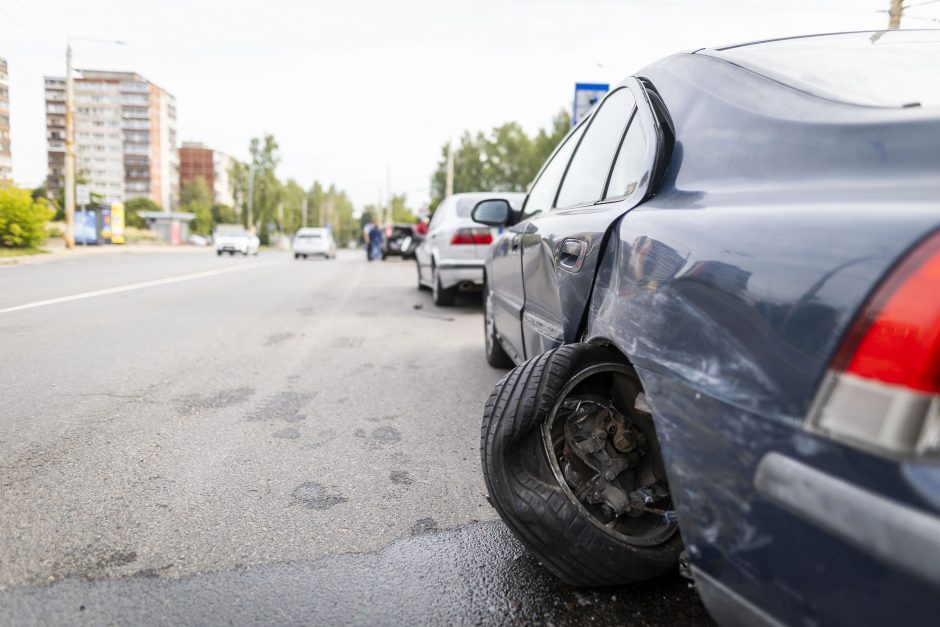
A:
363,221,373,260
414,217,428,237
368,220,384,261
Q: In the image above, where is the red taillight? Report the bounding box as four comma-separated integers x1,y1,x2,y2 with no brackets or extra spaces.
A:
451,228,492,245
808,230,940,459
837,231,940,393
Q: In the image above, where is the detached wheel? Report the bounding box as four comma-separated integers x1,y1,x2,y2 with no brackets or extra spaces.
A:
432,265,456,306
481,343,682,587
483,284,513,368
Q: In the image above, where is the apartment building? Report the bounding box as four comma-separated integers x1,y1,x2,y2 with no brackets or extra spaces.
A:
0,58,11,183
179,141,235,207
45,70,178,208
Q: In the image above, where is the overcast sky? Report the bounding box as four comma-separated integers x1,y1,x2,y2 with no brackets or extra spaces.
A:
0,0,928,209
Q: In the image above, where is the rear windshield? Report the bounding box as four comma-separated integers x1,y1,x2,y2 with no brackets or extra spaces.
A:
298,233,323,239
218,228,247,237
714,30,940,108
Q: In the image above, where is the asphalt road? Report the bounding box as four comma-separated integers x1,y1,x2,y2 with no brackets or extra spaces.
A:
0,248,713,626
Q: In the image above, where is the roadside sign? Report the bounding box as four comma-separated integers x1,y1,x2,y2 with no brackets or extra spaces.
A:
572,83,610,126
100,206,112,242
74,208,98,245
76,184,90,206
110,202,125,244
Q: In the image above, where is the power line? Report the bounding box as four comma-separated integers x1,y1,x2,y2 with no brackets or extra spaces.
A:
13,0,65,44
0,5,60,61
904,13,940,21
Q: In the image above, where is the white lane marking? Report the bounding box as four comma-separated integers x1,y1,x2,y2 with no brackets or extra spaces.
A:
0,260,284,315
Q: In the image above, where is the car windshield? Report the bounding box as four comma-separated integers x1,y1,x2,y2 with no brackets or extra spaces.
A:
714,30,940,108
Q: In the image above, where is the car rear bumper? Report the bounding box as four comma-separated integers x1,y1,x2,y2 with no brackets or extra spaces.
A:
437,261,484,290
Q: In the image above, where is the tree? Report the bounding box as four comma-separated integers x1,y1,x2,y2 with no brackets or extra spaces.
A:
307,181,357,245
248,134,282,244
228,160,249,227
0,187,55,248
180,176,212,207
429,109,571,209
211,204,238,225
123,196,161,228
281,179,306,234
389,194,416,224
181,177,213,236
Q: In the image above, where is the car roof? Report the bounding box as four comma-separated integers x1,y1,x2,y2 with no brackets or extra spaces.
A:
297,227,329,233
697,30,940,108
448,191,526,200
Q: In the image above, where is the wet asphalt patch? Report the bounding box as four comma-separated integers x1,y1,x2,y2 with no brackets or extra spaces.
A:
0,521,714,626
174,387,254,417
290,482,348,510
245,390,312,423
263,332,294,346
272,427,300,440
389,470,413,485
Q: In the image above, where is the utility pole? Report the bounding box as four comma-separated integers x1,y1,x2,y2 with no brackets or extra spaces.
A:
888,0,904,29
445,140,454,198
246,165,254,233
386,163,392,226
64,42,75,249
62,38,126,250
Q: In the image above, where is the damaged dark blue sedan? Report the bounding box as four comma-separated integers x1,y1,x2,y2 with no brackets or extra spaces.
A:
473,30,940,627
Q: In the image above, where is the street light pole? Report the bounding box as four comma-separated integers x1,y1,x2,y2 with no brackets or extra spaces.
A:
64,41,75,249
63,37,127,250
888,0,904,28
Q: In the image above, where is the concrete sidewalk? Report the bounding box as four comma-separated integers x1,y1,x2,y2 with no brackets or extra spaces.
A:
1,241,208,267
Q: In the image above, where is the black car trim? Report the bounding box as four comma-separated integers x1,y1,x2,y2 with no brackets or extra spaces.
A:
692,566,785,627
437,262,484,270
754,452,940,589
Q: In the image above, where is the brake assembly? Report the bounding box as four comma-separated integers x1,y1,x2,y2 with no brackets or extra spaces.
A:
558,398,669,520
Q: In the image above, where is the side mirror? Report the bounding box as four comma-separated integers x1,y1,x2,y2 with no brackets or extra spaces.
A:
471,199,513,227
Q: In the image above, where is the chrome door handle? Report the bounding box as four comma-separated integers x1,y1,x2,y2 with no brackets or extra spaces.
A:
511,235,521,255
558,239,587,272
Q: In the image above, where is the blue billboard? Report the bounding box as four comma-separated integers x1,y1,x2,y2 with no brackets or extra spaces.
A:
75,209,98,245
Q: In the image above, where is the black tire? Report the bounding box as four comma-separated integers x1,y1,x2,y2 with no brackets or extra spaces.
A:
481,343,682,587
294,253,300,260
432,265,456,306
483,284,513,368
217,250,222,256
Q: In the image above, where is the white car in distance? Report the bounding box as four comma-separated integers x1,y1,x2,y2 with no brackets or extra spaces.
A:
293,228,337,259
415,192,525,306
214,226,260,256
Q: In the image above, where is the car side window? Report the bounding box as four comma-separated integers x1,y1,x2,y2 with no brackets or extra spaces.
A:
522,122,586,217
604,111,649,200
556,88,636,209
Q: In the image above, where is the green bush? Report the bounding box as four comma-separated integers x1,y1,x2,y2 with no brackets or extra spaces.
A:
0,187,55,248
124,196,161,229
